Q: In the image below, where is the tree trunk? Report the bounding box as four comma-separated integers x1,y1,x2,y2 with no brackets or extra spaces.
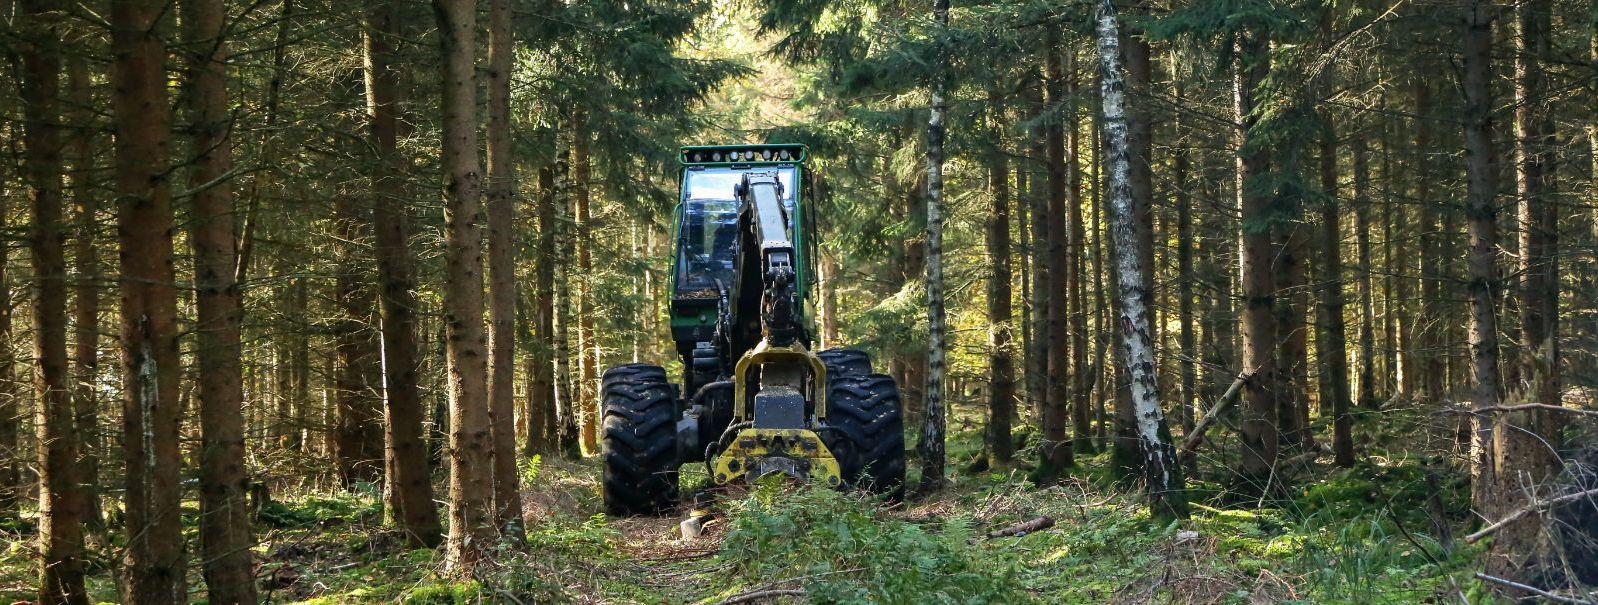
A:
1040,34,1074,479
0,186,15,517
1317,79,1353,469
64,32,102,531
1066,48,1093,455
1410,79,1442,401
821,252,840,348
918,0,951,491
1095,0,1186,520
364,0,441,548
1173,80,1195,434
1515,0,1558,421
1234,29,1279,490
1113,0,1156,478
332,194,382,486
179,0,257,599
112,0,188,596
1379,119,1399,399
1275,220,1310,451
1025,74,1049,424
553,124,581,458
437,0,494,572
985,87,1015,464
1490,0,1561,578
1461,0,1504,535
573,110,600,456
1354,137,1378,410
528,166,557,454
485,0,524,536
21,2,89,600
1090,113,1110,451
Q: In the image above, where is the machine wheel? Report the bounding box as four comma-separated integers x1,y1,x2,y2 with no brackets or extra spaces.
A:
824,373,905,499
818,348,873,378
601,364,680,516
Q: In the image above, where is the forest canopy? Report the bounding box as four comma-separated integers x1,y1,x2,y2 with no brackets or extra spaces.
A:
1,0,1596,602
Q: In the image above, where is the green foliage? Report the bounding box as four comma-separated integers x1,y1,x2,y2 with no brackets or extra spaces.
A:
519,453,543,486
402,580,482,605
258,493,383,529
717,486,1026,604
526,513,621,560
850,279,926,357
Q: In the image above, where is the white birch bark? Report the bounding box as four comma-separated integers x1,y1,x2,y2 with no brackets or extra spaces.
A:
1094,0,1186,519
917,0,951,490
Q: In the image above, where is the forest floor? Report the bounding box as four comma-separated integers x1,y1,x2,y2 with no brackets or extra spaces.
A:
0,404,1498,604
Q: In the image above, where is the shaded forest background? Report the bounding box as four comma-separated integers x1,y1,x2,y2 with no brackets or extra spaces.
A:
1,0,1597,602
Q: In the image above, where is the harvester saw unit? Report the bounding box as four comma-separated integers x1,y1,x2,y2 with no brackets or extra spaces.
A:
600,144,906,515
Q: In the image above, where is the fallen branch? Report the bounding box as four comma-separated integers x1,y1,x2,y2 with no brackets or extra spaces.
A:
985,516,1055,539
1473,572,1593,604
713,568,861,604
1279,444,1325,469
1439,403,1598,418
1178,372,1252,463
1465,486,1598,544
715,589,806,604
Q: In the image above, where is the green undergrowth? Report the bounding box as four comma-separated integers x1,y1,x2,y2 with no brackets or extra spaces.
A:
0,416,1499,604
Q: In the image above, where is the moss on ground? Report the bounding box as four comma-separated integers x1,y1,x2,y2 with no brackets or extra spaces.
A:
0,407,1501,603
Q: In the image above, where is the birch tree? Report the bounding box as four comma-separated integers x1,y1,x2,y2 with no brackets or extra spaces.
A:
1095,0,1187,521
918,0,951,491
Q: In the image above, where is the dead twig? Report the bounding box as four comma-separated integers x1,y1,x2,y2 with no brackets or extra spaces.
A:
1473,572,1595,604
714,588,806,604
1465,486,1598,544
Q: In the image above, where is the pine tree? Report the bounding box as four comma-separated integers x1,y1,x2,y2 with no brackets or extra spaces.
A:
179,0,257,598
111,0,188,597
1234,26,1279,491
985,87,1015,464
19,0,88,600
364,0,442,548
485,0,524,536
436,0,494,571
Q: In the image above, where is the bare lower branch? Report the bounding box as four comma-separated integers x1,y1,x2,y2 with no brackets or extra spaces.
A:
1465,486,1598,544
1441,403,1598,418
1473,572,1594,604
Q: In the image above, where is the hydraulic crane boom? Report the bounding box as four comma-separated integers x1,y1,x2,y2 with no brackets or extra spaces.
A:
599,144,905,516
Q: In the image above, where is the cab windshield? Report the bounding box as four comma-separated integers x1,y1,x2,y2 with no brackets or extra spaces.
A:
676,165,800,292
677,199,738,291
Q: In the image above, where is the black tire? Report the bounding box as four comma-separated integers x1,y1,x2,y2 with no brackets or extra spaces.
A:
818,348,873,378
601,364,679,516
823,373,906,499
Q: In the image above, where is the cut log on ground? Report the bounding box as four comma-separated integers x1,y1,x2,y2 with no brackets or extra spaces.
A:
986,516,1055,539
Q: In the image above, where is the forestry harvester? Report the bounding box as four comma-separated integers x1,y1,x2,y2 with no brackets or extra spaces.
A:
600,144,906,515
